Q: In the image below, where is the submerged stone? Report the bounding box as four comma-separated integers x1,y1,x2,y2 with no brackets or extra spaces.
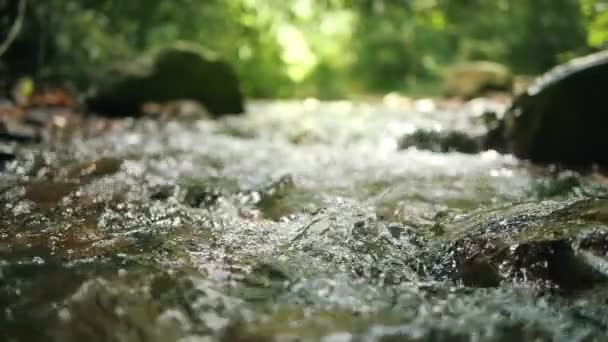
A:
24,181,79,205
52,279,179,342
182,184,224,208
386,222,404,239
87,42,244,116
68,157,123,180
398,129,482,154
254,174,306,221
149,184,175,201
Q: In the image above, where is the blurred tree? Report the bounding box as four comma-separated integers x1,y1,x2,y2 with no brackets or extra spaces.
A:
581,0,608,47
508,0,587,72
0,0,600,98
351,3,416,91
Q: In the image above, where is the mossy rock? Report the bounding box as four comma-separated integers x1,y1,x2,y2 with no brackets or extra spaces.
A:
503,50,608,166
87,42,244,116
444,61,513,98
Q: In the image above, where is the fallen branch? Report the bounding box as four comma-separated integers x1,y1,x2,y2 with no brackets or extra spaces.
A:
0,0,28,58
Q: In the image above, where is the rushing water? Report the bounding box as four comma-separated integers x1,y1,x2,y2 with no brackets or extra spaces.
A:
1,100,608,341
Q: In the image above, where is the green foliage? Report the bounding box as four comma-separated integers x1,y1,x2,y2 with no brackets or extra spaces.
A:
0,0,603,97
581,0,608,47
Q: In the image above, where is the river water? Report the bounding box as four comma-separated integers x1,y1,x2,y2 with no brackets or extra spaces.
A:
1,100,608,341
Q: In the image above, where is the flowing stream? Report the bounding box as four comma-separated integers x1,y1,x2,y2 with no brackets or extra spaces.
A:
2,100,608,341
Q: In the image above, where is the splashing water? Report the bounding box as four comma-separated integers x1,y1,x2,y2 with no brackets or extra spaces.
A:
2,100,608,341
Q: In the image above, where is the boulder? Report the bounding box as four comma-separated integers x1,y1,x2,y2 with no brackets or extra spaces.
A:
425,198,608,290
444,61,513,98
87,42,244,116
504,50,608,166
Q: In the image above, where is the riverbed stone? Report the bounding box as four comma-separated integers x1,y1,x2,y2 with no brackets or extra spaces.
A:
87,42,244,116
426,198,608,290
53,279,179,342
398,129,482,154
503,50,608,166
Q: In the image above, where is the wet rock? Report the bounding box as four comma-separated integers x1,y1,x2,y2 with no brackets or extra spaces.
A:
0,263,90,342
53,279,179,342
67,157,123,181
386,222,404,239
149,273,183,302
506,240,600,290
182,184,223,208
467,99,511,152
24,181,79,205
429,198,608,290
149,184,175,201
483,118,508,152
459,254,502,288
444,61,513,98
530,170,581,198
0,117,41,143
398,129,482,154
455,238,601,290
503,50,608,166
255,174,299,220
87,42,244,116
241,260,294,299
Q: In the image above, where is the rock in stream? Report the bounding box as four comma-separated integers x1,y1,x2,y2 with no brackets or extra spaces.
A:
503,50,608,166
87,42,244,116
